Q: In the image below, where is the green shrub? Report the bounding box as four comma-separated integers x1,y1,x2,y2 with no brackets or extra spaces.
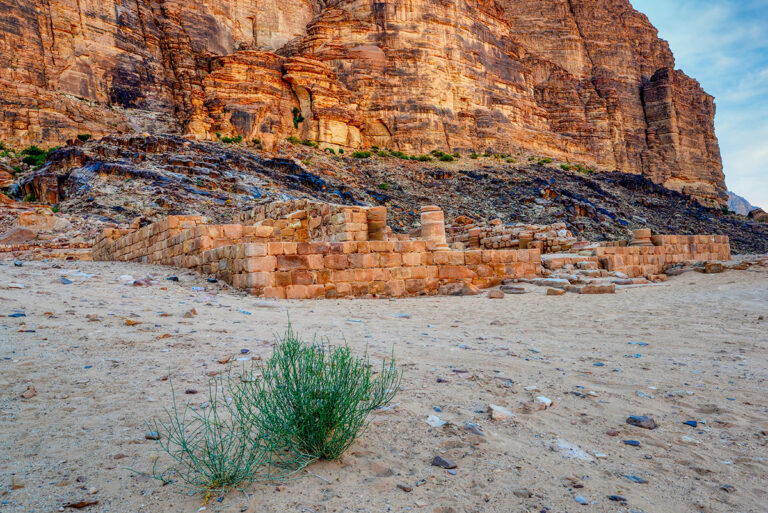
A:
300,139,318,148
538,157,553,164
371,146,379,151
196,179,204,187
286,136,300,145
22,193,35,202
243,326,401,462
215,132,222,139
21,145,45,156
378,182,390,190
388,150,409,160
51,205,60,213
221,135,243,144
21,145,52,168
324,147,336,155
430,150,445,157
452,152,461,159
528,156,536,162
439,154,454,162
292,107,304,129
251,138,261,145
77,134,92,142
416,154,433,162
469,153,479,159
377,150,389,157
148,373,275,492
560,164,572,171
505,158,515,163
338,148,344,154
351,151,371,159
483,152,493,157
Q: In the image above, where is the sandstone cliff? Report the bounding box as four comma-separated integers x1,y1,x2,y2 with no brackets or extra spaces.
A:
0,0,726,204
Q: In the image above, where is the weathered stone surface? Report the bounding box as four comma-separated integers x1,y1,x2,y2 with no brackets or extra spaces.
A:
0,0,726,204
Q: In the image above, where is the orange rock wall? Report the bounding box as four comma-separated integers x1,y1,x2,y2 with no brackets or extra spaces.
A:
1,0,726,203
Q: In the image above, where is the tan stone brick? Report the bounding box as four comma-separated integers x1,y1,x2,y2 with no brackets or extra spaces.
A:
247,272,273,288
277,255,310,271
291,270,316,285
285,285,310,299
324,254,349,269
246,256,277,272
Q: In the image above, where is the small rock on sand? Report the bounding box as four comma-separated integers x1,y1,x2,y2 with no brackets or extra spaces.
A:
431,456,457,469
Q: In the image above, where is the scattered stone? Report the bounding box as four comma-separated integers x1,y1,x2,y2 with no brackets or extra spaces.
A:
20,385,36,399
605,430,619,437
218,354,233,364
546,288,566,296
680,436,700,445
489,404,516,421
113,454,128,460
60,277,73,285
513,488,532,498
125,319,140,326
550,440,594,462
183,309,197,318
575,496,588,505
14,260,23,267
487,289,505,299
626,415,657,429
463,422,485,436
683,420,698,428
185,389,198,395
166,276,179,282
7,283,24,289
133,278,152,287
623,474,647,484
207,277,218,283
397,484,412,492
608,495,627,503
578,283,616,294
535,396,553,409
431,456,457,469
623,440,640,447
8,313,26,318
426,415,446,427
145,431,160,440
704,262,725,274
11,477,25,489
63,500,99,509
85,314,100,322
720,484,736,493
500,285,526,294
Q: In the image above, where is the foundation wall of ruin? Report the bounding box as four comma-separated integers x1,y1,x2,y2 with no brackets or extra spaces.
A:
197,241,541,299
445,220,578,253
595,235,730,277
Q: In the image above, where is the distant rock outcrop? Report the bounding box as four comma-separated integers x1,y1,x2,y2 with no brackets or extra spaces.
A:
727,191,755,216
0,0,726,205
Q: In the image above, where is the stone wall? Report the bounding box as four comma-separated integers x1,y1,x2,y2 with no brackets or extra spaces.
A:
446,218,577,253
595,235,730,278
91,201,731,298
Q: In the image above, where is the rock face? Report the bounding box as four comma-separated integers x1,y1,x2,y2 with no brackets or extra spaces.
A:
0,0,726,204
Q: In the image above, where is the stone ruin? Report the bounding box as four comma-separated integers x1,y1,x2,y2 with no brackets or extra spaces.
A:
86,200,732,299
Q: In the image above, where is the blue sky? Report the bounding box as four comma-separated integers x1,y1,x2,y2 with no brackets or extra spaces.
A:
630,0,768,210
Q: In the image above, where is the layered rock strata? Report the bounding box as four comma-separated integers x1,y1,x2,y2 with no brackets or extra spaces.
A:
0,0,726,203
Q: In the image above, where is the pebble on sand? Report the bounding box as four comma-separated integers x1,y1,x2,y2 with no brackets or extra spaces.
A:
431,456,457,469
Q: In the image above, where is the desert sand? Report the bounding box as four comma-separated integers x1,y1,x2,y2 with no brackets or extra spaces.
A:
1,260,766,513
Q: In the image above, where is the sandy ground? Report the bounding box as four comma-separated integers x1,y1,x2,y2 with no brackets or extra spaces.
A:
1,260,767,513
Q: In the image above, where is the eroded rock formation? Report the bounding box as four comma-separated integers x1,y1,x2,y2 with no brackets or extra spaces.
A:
0,0,726,203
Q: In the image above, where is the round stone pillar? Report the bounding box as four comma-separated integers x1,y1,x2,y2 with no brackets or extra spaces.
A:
420,205,449,249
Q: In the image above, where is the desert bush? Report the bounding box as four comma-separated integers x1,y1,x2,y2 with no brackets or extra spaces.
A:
560,164,572,171
300,139,319,148
371,145,379,151
351,151,371,159
439,154,454,162
338,148,344,154
77,134,92,142
292,107,304,129
469,152,479,159
148,374,276,492
324,147,336,155
22,193,35,202
388,150,409,160
243,326,401,462
377,150,389,157
538,157,553,164
378,182,390,190
415,154,433,162
51,205,60,213
251,138,261,145
286,136,300,145
221,135,243,144
452,152,461,159
527,155,536,162
430,150,445,157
